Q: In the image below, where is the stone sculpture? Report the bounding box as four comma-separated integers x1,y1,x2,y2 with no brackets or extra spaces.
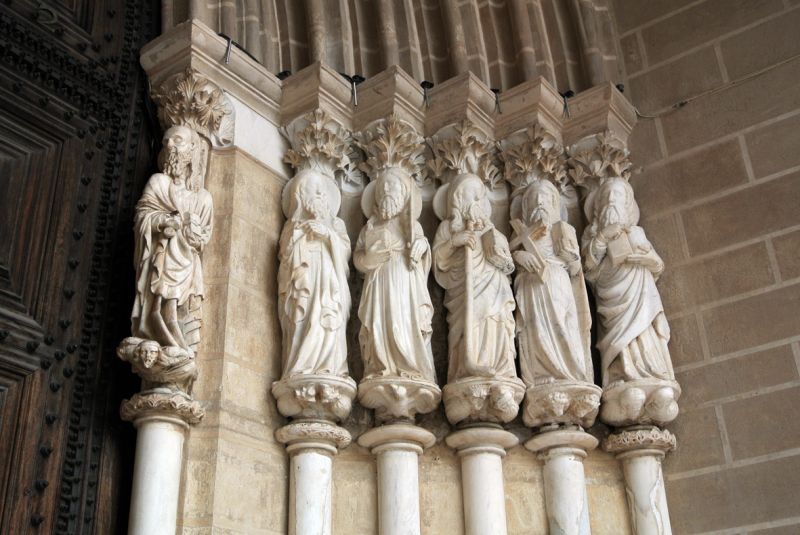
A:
432,164,524,424
354,116,440,422
571,133,680,426
502,125,600,428
272,109,357,422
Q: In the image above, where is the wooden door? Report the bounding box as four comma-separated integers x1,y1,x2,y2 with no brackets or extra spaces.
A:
0,1,159,533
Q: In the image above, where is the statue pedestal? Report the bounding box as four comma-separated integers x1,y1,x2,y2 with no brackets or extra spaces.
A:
601,379,681,427
358,377,441,423
523,381,602,428
604,427,676,535
358,424,436,535
442,376,525,426
122,392,204,535
276,421,352,535
446,426,519,535
526,428,598,535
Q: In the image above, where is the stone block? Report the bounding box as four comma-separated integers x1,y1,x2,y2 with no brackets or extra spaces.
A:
676,345,798,408
223,283,276,369
667,454,800,533
723,386,800,460
640,0,783,64
668,313,704,368
658,242,775,314
197,282,229,357
639,213,686,267
503,447,547,535
628,118,664,168
228,215,278,298
660,57,800,154
664,406,726,473
749,525,800,535
219,358,274,421
419,445,464,535
232,151,285,232
332,451,378,535
619,33,643,74
721,7,800,81
681,172,800,255
632,138,748,214
773,230,800,281
611,0,698,33
745,112,800,179
207,149,236,217
585,452,632,535
702,283,800,356
629,46,723,113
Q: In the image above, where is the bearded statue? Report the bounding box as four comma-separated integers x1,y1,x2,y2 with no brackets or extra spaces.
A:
120,124,213,396
583,177,679,425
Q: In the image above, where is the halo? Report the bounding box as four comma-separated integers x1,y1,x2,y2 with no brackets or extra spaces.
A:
360,169,423,220
281,168,342,219
433,173,491,221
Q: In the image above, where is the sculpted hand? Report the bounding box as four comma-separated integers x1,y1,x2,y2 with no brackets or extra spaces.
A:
305,221,329,238
452,231,477,249
409,239,427,264
626,252,660,270
600,224,622,242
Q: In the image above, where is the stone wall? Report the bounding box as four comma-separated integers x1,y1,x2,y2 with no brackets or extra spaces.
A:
614,0,800,532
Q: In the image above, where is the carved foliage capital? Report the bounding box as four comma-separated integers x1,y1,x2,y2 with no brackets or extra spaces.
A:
567,131,632,190
502,124,568,194
429,120,500,188
356,114,427,183
151,67,234,147
120,391,204,425
603,426,676,455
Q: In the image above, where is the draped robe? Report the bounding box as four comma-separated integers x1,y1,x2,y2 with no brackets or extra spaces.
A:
278,217,351,377
355,218,435,381
514,231,591,385
132,173,213,351
583,225,673,386
433,222,516,381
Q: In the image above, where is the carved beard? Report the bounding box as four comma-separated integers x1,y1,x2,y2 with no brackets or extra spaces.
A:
453,201,487,232
303,195,328,220
378,193,403,220
599,203,623,229
530,207,551,228
163,146,192,183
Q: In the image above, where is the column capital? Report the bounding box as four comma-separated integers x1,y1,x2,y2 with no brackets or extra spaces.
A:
446,426,519,457
525,428,599,458
275,420,352,456
495,77,564,143
354,66,426,133
120,391,204,427
358,423,436,455
603,426,677,459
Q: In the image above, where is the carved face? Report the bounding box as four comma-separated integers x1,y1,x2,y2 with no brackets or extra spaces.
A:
300,174,330,220
452,176,488,231
376,172,408,220
136,341,161,369
523,181,559,227
597,180,632,229
162,125,194,183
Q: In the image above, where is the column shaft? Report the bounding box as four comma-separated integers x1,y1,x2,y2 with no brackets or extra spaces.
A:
376,448,422,535
290,449,335,535
619,452,672,535
128,417,187,535
461,449,509,535
541,449,592,535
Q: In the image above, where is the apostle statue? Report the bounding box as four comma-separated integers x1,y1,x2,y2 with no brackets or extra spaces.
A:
511,179,593,386
582,177,675,390
277,169,352,378
121,124,213,396
354,168,436,382
433,174,517,382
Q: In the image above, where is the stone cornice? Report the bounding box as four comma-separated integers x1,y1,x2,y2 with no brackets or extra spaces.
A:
140,19,282,125
354,65,426,133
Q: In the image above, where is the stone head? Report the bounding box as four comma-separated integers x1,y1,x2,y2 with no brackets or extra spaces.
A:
522,179,560,227
449,174,490,231
595,178,637,229
136,340,162,369
375,168,410,220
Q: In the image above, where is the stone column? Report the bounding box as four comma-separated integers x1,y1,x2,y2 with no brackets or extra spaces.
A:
565,85,682,535
116,67,232,535
122,394,203,535
526,429,597,535
446,426,519,535
604,427,676,535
